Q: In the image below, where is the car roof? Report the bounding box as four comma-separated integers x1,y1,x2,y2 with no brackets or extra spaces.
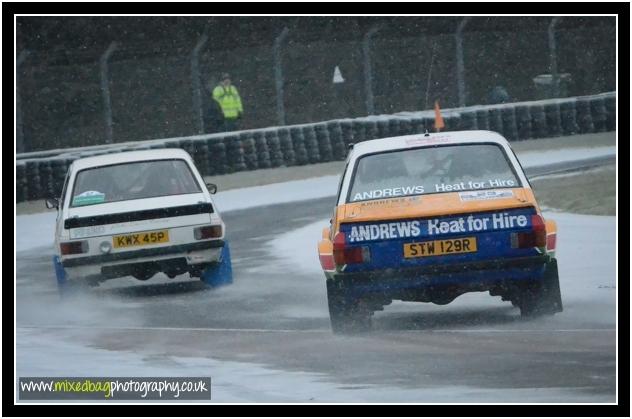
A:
70,148,193,171
350,130,511,157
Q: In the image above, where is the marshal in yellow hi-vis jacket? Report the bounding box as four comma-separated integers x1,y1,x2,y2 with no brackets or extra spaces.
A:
212,73,243,122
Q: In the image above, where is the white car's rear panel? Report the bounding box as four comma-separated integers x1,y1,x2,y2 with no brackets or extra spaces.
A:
56,149,226,281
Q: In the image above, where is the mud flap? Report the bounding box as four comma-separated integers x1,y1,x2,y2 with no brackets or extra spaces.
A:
326,279,373,334
53,255,67,286
201,242,233,287
518,258,563,316
53,255,72,296
542,258,563,314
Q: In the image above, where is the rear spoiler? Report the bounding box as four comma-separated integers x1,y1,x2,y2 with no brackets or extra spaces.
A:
64,203,214,229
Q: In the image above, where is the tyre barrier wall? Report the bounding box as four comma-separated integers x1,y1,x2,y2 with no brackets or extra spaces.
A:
17,92,616,203
253,131,271,169
278,128,295,166
364,119,377,142
265,130,284,168
240,132,259,171
530,104,548,139
289,126,308,165
315,124,333,162
303,125,320,164
327,121,346,161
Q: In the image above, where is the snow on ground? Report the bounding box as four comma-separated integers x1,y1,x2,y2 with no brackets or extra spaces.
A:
15,145,615,253
15,210,616,403
269,212,616,323
14,151,616,403
516,146,615,168
270,219,326,276
212,175,339,213
15,211,58,252
13,176,340,253
270,212,615,277
16,327,602,403
530,164,613,181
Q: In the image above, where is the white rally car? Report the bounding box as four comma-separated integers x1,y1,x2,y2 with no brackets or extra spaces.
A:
47,149,232,293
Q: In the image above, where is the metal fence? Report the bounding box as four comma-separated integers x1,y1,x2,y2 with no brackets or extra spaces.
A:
15,91,617,203
16,16,616,153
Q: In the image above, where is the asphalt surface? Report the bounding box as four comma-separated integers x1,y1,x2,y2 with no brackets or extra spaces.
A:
16,183,616,402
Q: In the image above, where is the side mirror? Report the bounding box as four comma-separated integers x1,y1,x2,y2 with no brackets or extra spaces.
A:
45,197,59,210
206,183,218,194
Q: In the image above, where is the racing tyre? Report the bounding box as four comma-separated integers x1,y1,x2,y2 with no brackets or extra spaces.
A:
201,242,233,287
517,258,563,317
326,279,372,334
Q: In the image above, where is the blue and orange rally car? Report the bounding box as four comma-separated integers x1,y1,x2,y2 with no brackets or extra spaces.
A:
318,130,562,333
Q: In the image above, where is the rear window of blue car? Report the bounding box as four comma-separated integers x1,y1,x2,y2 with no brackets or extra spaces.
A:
347,143,521,203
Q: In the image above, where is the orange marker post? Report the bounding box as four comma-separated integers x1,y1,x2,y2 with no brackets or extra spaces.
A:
434,100,445,132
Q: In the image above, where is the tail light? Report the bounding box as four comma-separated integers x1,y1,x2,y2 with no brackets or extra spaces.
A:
194,225,223,240
511,214,546,248
60,241,89,255
319,253,335,271
332,232,370,266
546,233,557,250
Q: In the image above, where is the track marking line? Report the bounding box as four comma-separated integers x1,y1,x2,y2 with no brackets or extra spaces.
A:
17,325,328,333
17,325,615,333
391,329,616,333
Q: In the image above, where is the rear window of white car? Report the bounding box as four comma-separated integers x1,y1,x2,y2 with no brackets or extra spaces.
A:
70,159,202,207
347,143,521,203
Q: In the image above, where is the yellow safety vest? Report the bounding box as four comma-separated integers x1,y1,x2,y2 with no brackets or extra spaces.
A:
212,85,243,119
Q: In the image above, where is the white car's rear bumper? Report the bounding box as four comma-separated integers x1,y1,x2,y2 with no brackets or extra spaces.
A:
62,240,224,280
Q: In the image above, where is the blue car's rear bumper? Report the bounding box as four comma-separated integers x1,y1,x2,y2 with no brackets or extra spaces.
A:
332,255,550,296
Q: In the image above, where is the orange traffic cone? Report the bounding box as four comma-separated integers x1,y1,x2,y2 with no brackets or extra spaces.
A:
434,100,445,132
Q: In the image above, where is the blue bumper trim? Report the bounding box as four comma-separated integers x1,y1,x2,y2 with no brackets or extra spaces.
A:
333,255,548,294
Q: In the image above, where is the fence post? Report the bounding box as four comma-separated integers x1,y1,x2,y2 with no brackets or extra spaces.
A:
455,17,471,108
548,17,562,98
16,50,30,153
273,27,289,126
100,41,118,144
363,25,381,115
191,33,208,134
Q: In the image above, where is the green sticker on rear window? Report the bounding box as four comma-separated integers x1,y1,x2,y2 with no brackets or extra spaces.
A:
73,191,105,206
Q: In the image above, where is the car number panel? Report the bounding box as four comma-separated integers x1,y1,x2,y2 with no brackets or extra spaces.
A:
403,237,477,258
113,229,170,248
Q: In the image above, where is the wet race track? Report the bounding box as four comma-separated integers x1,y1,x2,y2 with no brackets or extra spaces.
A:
16,193,617,403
